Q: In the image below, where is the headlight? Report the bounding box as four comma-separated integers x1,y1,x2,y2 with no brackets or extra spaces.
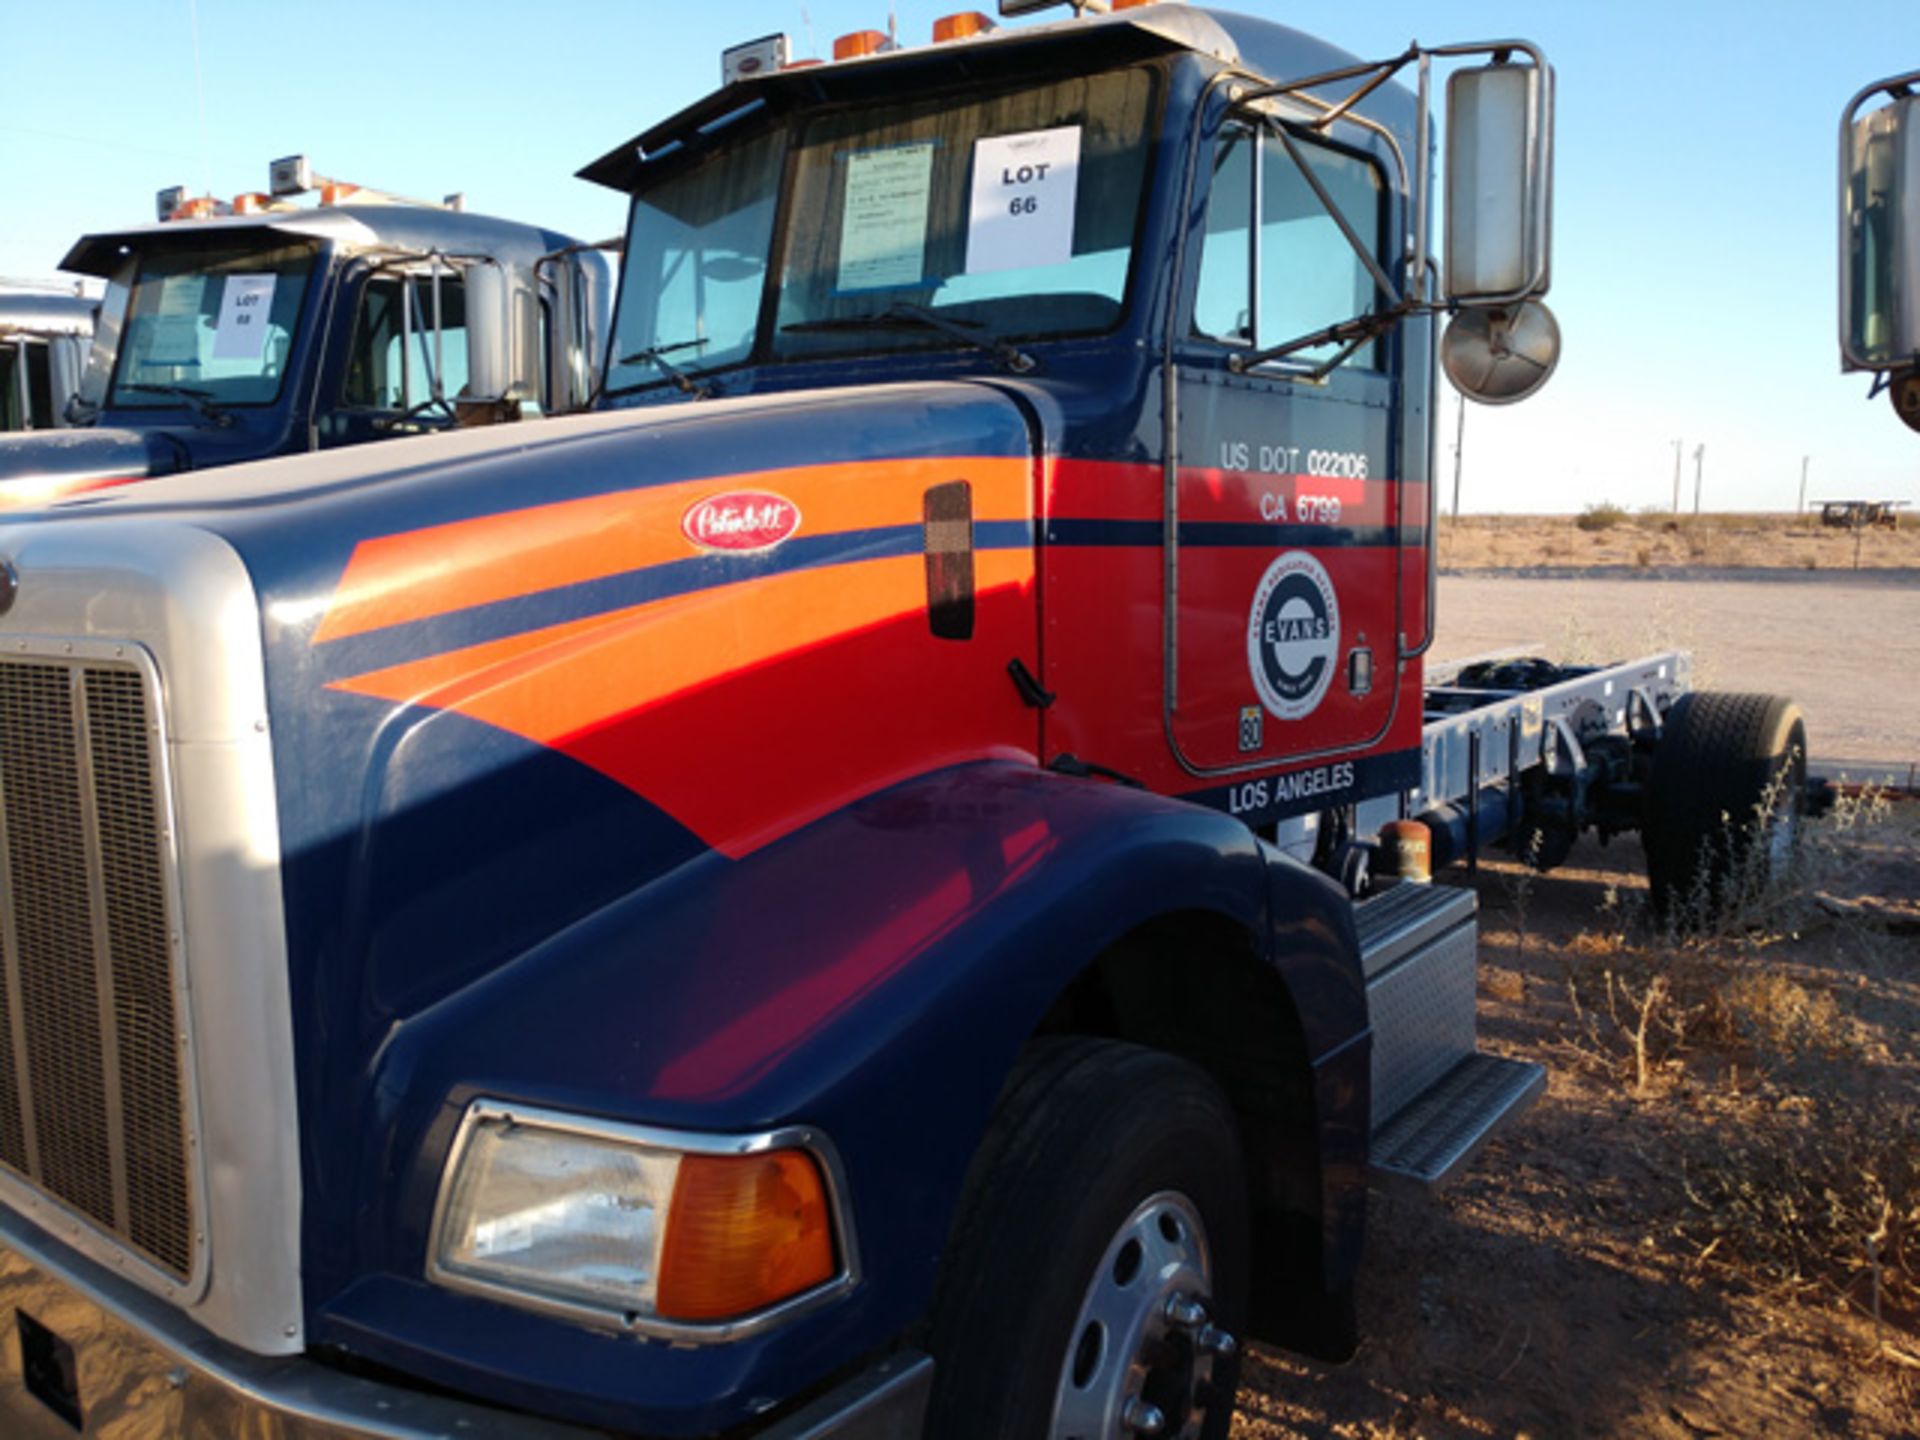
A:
428,1102,851,1338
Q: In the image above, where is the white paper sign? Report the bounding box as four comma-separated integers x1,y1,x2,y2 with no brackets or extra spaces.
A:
144,275,208,367
966,126,1081,276
212,274,278,361
837,143,936,292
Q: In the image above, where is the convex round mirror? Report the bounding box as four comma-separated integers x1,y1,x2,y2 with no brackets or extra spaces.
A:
1892,369,1920,434
1442,299,1561,404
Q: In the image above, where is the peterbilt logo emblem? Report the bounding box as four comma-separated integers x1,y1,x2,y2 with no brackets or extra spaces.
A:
0,559,16,617
681,491,801,554
1247,551,1339,721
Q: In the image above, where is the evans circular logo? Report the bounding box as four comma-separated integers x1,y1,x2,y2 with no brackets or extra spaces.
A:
681,491,801,554
1246,551,1340,720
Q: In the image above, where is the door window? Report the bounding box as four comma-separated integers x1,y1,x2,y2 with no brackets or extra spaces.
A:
343,272,471,411
1194,122,1386,370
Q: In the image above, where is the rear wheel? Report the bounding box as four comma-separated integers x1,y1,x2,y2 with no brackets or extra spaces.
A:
926,1039,1249,1440
1644,691,1807,923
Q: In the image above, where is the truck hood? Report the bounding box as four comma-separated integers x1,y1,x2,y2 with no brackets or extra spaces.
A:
54,373,1043,1055
0,426,183,508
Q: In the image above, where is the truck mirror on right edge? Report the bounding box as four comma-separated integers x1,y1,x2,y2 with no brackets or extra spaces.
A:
1841,71,1920,432
1440,55,1559,403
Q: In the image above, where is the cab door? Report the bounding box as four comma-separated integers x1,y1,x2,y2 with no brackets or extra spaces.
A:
322,262,473,447
1167,113,1407,811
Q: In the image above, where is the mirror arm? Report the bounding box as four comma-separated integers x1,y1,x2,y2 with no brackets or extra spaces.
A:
1302,329,1375,381
431,259,446,407
1233,45,1420,112
1270,120,1403,307
1228,308,1400,374
1412,50,1432,304
1295,63,1400,134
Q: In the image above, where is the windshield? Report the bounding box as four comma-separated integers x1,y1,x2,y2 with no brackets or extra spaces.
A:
605,64,1159,394
109,241,316,408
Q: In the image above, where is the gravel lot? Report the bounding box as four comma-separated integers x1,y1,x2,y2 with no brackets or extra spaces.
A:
1432,570,1920,771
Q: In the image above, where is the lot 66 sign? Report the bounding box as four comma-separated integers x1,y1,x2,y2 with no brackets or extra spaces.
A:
966,126,1082,274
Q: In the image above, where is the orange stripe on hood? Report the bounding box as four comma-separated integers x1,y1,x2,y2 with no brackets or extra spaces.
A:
329,549,1037,855
315,455,1031,643
332,551,1026,745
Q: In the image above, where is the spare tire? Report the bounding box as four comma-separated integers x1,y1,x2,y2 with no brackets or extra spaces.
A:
1643,692,1807,924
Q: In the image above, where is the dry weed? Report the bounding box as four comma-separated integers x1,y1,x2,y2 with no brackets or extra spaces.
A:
1677,1091,1920,1332
1555,794,1919,1334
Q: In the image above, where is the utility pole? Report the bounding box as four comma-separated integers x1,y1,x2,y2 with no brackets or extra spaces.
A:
1671,439,1683,513
1451,394,1466,519
1692,444,1705,515
1799,455,1809,514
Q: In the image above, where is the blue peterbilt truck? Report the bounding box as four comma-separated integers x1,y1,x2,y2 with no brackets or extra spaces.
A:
0,159,613,509
0,5,1807,1437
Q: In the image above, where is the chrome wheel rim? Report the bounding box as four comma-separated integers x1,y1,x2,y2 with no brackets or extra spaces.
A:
1049,1190,1233,1440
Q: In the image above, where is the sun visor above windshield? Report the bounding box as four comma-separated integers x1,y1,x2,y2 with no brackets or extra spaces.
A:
577,4,1239,194
59,211,383,278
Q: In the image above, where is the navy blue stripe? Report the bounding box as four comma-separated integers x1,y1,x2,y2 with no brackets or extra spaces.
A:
319,519,1033,682
1047,519,1425,549
1047,519,1164,547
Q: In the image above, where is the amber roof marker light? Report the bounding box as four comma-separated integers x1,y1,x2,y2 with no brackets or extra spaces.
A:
933,11,997,41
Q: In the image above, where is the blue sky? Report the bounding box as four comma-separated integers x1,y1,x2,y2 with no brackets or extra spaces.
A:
2,1,1913,512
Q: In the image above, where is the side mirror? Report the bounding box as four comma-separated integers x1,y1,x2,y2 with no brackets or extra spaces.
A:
48,336,87,429
1841,77,1920,375
535,244,617,414
1443,58,1553,305
464,263,510,403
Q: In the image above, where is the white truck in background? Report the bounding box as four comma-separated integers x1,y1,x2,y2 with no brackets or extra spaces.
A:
0,286,97,431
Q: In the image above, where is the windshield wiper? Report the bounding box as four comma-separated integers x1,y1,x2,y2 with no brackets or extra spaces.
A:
118,383,236,429
614,337,713,399
783,302,1037,375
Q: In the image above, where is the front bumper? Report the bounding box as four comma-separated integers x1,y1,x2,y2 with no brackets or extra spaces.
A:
0,1207,930,1439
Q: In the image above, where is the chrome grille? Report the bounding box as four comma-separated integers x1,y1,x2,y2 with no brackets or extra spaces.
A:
0,654,194,1280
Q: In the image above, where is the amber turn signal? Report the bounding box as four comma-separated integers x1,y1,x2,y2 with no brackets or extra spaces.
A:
655,1150,837,1321
832,29,892,60
933,11,994,41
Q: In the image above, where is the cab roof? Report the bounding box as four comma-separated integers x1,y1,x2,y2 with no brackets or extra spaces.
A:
60,205,585,279
580,3,1399,193
0,291,97,337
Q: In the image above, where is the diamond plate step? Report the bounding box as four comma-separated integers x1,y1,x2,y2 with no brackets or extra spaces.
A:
1355,882,1476,980
1368,1052,1546,1190
1357,883,1480,1126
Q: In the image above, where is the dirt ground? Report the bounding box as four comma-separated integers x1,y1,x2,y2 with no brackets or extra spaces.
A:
1436,513,1920,576
1430,571,1920,773
1231,801,1920,1440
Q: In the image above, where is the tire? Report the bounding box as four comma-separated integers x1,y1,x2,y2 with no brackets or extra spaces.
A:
925,1038,1250,1440
1643,691,1807,924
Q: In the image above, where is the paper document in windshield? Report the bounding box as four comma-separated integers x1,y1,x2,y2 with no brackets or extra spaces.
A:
837,142,936,293
966,126,1081,276
144,275,209,367
212,274,278,362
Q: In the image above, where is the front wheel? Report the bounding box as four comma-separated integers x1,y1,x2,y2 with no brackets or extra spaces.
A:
926,1039,1249,1440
